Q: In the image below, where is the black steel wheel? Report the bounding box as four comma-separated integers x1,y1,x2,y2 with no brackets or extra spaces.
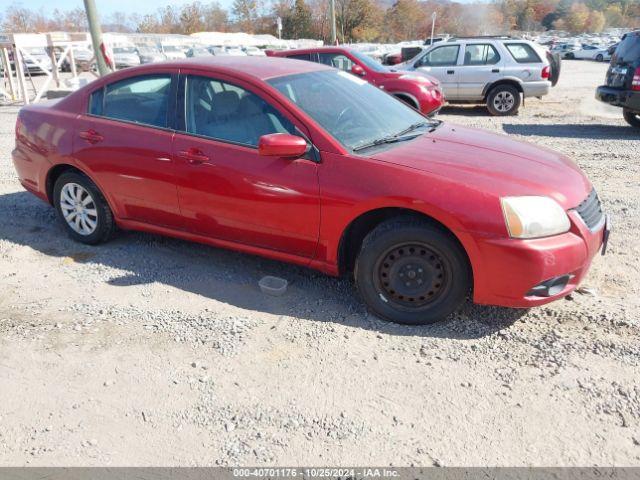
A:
355,217,471,325
374,242,451,310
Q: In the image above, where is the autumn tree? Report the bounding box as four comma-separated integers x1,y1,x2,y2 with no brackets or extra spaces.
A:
233,0,261,32
283,0,313,38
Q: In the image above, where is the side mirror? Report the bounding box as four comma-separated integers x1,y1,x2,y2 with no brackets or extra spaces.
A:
258,133,308,158
351,64,366,76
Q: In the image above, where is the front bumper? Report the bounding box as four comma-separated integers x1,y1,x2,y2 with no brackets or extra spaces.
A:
471,210,607,308
596,85,640,111
418,87,445,115
522,80,551,98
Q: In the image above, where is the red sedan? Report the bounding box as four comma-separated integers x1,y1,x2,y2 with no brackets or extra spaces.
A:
267,46,444,116
12,57,608,324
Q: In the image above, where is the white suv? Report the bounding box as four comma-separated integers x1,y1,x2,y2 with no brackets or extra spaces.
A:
401,38,555,115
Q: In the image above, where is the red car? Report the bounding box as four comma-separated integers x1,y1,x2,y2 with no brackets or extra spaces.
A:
12,57,609,324
266,46,444,116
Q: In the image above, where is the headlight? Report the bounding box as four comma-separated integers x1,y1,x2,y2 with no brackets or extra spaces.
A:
399,74,428,83
501,196,570,239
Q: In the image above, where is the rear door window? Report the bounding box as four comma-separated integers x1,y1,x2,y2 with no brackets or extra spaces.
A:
89,74,172,128
505,43,542,64
463,44,500,65
318,53,354,71
287,53,312,61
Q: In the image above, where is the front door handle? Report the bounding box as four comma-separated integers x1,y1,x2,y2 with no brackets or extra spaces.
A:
492,68,500,73
446,70,455,74
178,148,210,165
79,129,103,144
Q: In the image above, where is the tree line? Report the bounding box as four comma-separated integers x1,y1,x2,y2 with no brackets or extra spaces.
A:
2,0,639,43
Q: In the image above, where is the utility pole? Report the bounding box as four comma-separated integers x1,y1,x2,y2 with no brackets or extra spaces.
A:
83,0,111,76
430,12,436,45
329,0,337,45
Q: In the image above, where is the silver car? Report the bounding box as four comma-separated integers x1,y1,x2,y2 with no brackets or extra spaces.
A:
401,38,554,115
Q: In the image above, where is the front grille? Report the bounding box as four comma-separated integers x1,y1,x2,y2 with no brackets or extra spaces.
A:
575,189,604,230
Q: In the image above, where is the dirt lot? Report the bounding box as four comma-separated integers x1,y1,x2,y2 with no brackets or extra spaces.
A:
0,60,639,466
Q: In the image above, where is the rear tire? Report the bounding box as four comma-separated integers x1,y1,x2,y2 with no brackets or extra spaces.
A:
566,52,575,59
486,85,521,116
623,109,640,128
53,172,115,245
354,217,471,325
596,54,604,62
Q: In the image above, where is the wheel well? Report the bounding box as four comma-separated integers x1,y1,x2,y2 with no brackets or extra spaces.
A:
337,207,472,278
483,80,523,99
45,164,84,204
393,93,418,109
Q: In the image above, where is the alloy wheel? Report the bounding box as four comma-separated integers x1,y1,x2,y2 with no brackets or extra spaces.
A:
493,91,515,113
59,183,98,236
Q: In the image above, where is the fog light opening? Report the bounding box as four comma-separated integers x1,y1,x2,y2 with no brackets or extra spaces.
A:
527,274,573,298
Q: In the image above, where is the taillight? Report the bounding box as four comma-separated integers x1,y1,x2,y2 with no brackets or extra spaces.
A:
542,66,550,79
632,67,640,91
15,115,24,139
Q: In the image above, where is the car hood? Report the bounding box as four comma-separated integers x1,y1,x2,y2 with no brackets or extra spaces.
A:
377,69,439,85
370,123,591,209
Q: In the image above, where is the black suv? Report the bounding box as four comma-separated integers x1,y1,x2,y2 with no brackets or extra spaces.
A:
596,31,640,128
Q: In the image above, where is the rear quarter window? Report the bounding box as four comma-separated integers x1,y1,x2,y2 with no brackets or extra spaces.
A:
505,43,542,64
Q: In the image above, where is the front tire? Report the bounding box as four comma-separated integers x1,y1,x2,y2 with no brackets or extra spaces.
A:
596,54,604,62
623,109,640,128
486,85,521,116
354,218,471,325
53,172,115,245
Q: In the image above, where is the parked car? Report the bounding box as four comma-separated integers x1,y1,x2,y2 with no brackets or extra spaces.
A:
568,44,611,62
112,46,141,69
267,47,444,116
550,43,579,59
137,46,166,64
225,46,247,56
12,57,608,324
596,31,640,128
186,47,213,58
160,44,186,60
400,37,556,115
21,48,52,74
207,46,229,56
243,46,266,56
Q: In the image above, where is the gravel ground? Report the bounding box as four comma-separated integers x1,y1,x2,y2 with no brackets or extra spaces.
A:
0,60,639,466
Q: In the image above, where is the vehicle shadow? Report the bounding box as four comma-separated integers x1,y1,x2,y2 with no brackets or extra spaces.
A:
0,190,526,339
502,123,640,140
439,105,492,117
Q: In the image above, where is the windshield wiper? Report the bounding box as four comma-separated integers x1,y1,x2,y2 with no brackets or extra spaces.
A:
352,120,438,152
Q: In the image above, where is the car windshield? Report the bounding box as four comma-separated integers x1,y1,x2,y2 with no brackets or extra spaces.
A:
350,50,388,72
268,70,436,152
163,45,180,52
114,47,137,54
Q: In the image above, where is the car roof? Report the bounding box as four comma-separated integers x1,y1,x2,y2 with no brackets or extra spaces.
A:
277,46,353,55
130,56,332,81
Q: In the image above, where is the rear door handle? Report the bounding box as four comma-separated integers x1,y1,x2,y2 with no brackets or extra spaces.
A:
79,129,103,144
447,70,455,74
178,148,210,165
